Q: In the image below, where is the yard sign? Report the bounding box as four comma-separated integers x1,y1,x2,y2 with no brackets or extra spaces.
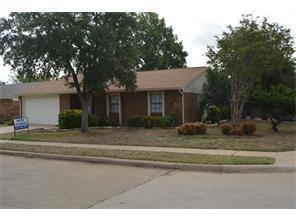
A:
13,117,29,137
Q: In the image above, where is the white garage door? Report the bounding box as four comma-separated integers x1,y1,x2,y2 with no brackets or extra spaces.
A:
22,95,59,125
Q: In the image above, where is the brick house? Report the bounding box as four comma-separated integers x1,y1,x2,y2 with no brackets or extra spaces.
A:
0,67,207,125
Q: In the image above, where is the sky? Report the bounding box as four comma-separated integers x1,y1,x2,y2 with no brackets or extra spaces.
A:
0,0,295,83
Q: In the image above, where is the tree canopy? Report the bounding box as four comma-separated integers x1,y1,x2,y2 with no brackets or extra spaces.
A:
1,12,188,83
0,12,140,131
250,85,295,131
137,12,188,71
206,15,295,126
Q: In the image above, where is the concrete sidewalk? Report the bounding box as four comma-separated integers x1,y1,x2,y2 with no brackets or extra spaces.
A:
0,139,277,158
0,139,295,172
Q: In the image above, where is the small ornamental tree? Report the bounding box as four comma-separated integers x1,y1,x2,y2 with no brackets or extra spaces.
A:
0,12,140,132
251,85,296,132
206,15,295,126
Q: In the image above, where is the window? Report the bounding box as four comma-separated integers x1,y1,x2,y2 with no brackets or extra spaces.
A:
150,93,163,114
109,95,119,113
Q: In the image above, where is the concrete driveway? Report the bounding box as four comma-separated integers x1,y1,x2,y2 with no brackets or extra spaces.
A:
0,155,295,209
0,124,56,134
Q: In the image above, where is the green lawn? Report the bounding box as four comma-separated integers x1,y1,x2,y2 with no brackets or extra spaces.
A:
0,121,295,152
0,143,275,165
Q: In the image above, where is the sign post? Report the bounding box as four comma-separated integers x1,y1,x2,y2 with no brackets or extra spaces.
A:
13,117,29,137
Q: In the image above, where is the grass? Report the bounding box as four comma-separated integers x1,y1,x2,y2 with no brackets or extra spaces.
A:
0,121,295,152
0,143,275,165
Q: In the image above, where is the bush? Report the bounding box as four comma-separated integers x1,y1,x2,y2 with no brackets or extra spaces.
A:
127,114,177,128
207,107,221,123
59,109,99,129
232,127,243,136
220,107,231,120
88,114,98,127
127,116,144,127
240,121,256,136
195,122,207,134
220,123,233,135
177,122,207,135
59,109,81,129
98,116,119,126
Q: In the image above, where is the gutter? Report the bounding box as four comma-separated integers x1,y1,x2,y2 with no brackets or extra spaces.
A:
178,88,185,124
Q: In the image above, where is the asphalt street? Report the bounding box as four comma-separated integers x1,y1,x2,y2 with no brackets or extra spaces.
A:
0,155,295,208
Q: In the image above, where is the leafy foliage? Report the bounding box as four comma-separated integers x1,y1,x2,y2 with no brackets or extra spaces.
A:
127,114,177,128
206,15,295,126
250,85,296,131
58,109,98,129
0,12,140,131
137,13,188,70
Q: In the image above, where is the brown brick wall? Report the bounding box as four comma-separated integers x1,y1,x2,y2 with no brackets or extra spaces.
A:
121,91,148,125
0,99,20,122
65,90,195,126
183,93,199,123
164,90,182,124
59,94,70,113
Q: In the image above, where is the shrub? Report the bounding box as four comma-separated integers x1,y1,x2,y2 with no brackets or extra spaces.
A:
195,122,207,134
59,109,99,129
162,113,178,127
177,122,207,135
127,114,178,128
220,107,231,120
232,127,243,136
88,114,98,127
143,116,165,128
220,123,233,135
98,116,119,126
240,121,256,136
127,116,144,127
207,107,221,123
59,109,81,129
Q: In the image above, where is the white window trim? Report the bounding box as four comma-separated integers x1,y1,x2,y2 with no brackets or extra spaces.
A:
106,93,122,124
147,91,165,117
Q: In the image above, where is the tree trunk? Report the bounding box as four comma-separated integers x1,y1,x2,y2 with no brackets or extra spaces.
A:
81,97,90,132
267,114,281,132
230,96,244,127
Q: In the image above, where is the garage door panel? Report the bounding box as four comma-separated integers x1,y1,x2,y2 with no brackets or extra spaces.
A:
22,95,59,125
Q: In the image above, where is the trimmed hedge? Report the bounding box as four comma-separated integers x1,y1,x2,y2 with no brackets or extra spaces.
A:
177,122,207,135
240,121,256,136
220,123,233,135
220,121,256,136
58,109,98,129
127,114,177,128
98,116,119,126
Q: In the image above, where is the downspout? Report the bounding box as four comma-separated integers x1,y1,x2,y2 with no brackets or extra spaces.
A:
178,89,185,124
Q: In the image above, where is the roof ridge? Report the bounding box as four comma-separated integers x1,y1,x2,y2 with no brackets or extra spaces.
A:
136,66,207,73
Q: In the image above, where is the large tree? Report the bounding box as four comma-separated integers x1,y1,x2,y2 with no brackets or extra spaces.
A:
0,12,140,132
206,15,295,126
137,12,188,70
5,12,188,83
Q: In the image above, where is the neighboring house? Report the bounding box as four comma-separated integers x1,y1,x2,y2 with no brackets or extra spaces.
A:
0,84,22,123
0,67,207,125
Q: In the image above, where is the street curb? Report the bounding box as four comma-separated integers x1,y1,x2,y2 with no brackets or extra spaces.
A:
1,149,295,173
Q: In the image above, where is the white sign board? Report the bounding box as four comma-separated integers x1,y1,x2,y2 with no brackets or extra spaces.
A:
13,117,29,136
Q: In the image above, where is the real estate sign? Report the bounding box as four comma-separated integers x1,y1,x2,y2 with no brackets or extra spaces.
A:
13,117,29,136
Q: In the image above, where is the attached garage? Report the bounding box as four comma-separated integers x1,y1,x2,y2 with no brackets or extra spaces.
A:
22,95,60,125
